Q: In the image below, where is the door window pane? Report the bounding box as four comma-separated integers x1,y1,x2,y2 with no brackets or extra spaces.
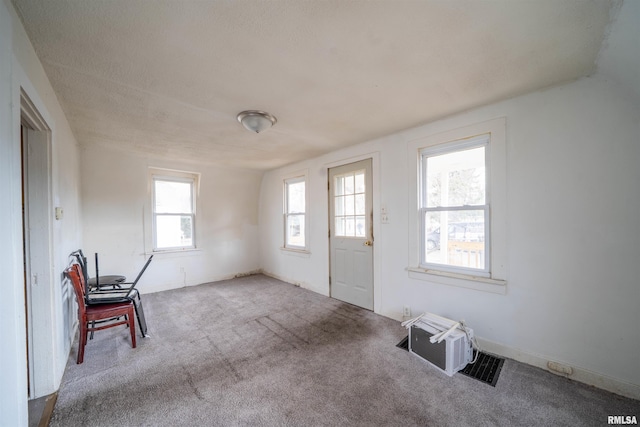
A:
355,216,366,237
334,169,366,237
355,194,365,215
345,195,355,216
335,217,345,237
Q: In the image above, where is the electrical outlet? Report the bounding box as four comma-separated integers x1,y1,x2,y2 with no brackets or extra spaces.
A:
403,306,411,317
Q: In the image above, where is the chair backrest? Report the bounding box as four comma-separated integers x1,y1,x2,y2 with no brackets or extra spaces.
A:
131,255,154,285
65,264,87,318
70,249,90,286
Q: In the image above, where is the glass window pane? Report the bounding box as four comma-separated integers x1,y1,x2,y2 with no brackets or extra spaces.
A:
286,214,305,247
344,174,354,195
335,217,345,237
334,196,345,217
426,146,485,208
297,215,305,247
355,216,365,237
355,194,365,215
345,195,355,216
287,181,305,213
156,215,193,248
155,180,193,213
425,209,485,269
335,176,344,196
345,217,355,236
355,172,365,193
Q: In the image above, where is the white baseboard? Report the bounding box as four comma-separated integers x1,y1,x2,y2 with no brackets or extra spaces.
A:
261,270,330,297
478,337,640,401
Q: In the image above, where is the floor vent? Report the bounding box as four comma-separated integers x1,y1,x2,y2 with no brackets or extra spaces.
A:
460,351,504,387
398,337,504,386
396,336,409,351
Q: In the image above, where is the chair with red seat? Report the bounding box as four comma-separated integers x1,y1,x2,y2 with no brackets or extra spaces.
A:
65,264,136,364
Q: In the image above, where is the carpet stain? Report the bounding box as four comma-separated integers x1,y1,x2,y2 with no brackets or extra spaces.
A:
182,365,205,401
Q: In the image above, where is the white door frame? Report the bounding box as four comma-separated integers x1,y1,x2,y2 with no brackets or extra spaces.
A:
21,89,55,399
326,152,380,313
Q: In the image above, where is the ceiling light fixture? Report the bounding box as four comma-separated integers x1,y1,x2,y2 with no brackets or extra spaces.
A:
237,110,277,133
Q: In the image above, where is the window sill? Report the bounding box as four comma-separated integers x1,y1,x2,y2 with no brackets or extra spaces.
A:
407,267,506,295
147,248,202,256
280,247,311,257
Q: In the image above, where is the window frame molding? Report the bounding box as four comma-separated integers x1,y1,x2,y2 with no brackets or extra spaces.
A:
407,118,507,294
282,171,309,252
148,167,200,253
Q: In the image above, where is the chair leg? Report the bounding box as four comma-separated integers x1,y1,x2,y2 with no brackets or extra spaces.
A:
132,299,148,338
128,309,137,348
77,322,88,364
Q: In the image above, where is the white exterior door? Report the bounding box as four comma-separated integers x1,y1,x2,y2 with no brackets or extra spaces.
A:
329,158,373,310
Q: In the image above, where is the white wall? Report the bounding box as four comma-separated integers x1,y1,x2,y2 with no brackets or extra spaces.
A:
1,0,83,424
81,145,263,294
0,2,28,425
259,72,640,398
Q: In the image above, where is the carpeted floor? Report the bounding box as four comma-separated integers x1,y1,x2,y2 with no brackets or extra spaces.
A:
51,274,639,426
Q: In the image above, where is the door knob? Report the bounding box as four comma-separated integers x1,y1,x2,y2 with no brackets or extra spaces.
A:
364,240,373,246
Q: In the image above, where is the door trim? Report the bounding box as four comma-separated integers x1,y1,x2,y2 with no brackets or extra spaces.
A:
21,88,56,399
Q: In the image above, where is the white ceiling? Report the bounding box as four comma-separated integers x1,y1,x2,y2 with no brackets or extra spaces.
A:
12,0,616,170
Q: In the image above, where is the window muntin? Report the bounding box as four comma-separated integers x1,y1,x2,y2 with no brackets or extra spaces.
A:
284,176,306,249
333,169,366,237
420,135,489,275
153,176,196,250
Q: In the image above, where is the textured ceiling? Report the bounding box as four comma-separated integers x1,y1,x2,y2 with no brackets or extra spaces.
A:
12,0,615,170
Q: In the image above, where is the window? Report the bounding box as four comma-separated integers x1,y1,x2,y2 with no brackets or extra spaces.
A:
284,176,306,249
152,173,197,251
420,135,489,275
408,119,506,293
333,169,366,237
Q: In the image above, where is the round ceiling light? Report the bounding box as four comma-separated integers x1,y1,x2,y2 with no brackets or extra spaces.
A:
237,110,277,133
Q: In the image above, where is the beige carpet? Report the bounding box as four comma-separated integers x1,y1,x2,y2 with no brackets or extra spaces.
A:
51,274,639,426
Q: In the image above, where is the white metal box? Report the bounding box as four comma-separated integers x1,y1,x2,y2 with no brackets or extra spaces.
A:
408,319,473,376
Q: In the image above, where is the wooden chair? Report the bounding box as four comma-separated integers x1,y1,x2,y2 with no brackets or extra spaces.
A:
65,264,136,364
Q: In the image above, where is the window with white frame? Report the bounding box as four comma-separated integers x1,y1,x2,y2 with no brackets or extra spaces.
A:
284,176,306,249
152,172,197,251
420,134,489,275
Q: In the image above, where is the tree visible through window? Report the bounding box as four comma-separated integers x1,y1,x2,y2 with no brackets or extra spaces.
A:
420,135,489,274
153,176,196,250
